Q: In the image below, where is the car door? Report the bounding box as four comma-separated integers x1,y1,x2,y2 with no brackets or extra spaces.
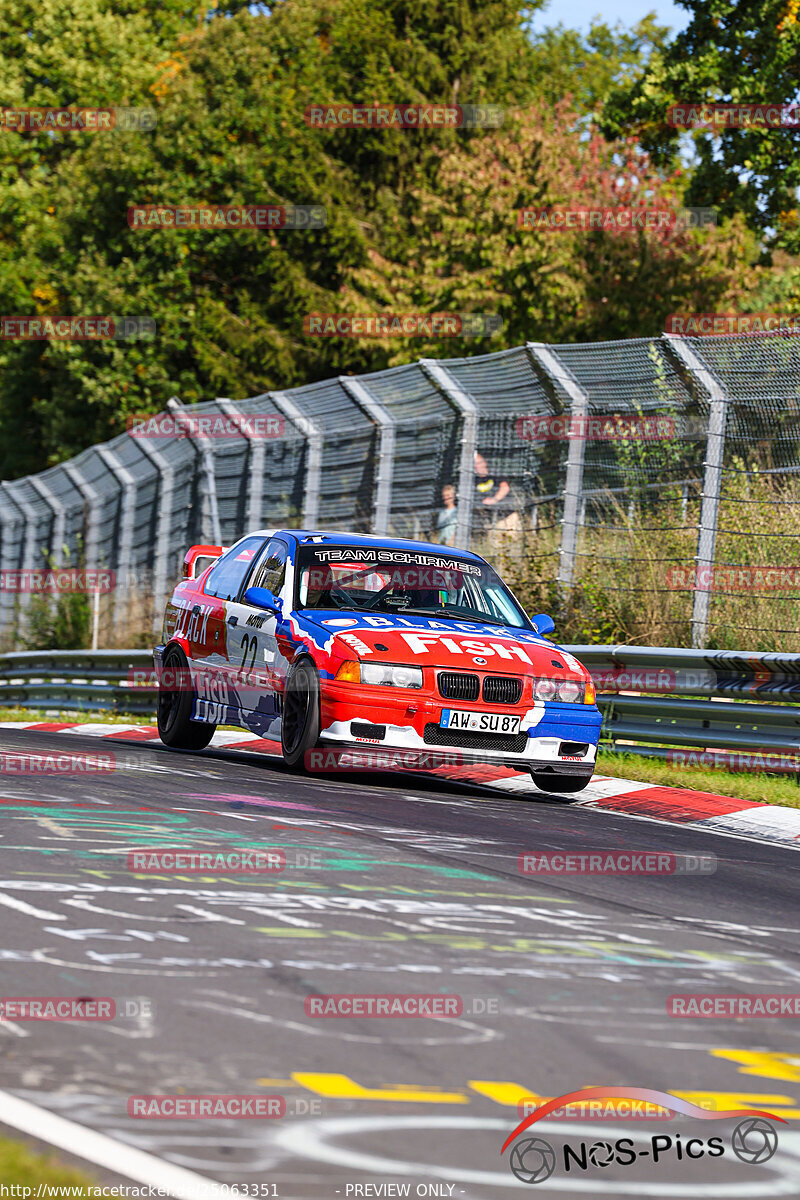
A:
192,534,266,725
224,536,290,735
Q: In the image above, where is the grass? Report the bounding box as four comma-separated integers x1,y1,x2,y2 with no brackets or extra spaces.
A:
0,1134,95,1190
598,748,800,808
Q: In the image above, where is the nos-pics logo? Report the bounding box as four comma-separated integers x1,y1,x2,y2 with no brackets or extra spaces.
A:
501,1087,781,1184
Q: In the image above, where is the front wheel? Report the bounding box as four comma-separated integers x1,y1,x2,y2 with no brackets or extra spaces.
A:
281,658,321,769
531,771,591,794
157,645,216,751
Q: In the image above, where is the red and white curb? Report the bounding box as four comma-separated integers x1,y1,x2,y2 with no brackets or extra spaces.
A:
2,720,800,849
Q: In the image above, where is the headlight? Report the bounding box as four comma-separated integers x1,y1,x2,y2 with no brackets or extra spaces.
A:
336,661,423,688
532,676,586,703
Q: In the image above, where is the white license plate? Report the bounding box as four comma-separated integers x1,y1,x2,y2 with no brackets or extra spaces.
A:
440,709,521,734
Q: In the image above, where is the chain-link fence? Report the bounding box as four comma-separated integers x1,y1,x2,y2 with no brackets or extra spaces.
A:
3,332,800,652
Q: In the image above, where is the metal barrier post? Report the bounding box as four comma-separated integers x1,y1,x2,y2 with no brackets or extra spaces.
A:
216,397,265,531
132,437,177,632
527,344,588,595
666,337,729,649
419,360,478,548
270,391,323,529
166,397,222,545
96,446,138,627
339,377,396,535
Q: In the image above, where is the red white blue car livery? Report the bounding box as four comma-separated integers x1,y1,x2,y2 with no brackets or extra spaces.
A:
155,530,601,791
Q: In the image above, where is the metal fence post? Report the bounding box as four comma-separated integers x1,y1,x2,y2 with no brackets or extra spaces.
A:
339,377,396,535
270,391,323,529
216,397,265,531
132,438,177,632
665,336,728,649
0,487,25,641
419,359,479,548
61,464,106,644
527,343,589,595
96,446,138,625
166,397,222,545
1,484,42,630
28,477,65,566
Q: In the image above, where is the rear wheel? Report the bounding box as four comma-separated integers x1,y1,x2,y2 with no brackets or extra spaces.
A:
531,772,591,794
281,658,321,769
157,645,216,750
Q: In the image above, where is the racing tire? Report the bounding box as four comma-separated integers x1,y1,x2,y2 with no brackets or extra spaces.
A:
531,772,591,794
157,645,216,751
281,657,321,770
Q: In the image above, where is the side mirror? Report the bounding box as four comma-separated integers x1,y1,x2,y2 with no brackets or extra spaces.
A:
244,586,281,614
530,612,556,637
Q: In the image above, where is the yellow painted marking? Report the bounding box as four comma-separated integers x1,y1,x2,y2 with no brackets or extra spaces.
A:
671,1089,800,1117
710,1049,800,1082
469,1081,540,1106
290,1072,468,1104
276,1072,800,1119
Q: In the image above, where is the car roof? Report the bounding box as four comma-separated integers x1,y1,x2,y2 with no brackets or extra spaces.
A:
250,529,486,564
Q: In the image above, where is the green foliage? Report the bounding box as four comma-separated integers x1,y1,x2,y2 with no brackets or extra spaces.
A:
0,0,777,477
528,14,673,114
601,0,800,251
22,548,91,650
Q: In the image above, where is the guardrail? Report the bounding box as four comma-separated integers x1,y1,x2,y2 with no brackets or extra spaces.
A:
569,645,800,776
0,645,797,776
0,650,155,715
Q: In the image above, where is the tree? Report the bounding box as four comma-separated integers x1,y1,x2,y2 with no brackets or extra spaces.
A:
0,0,546,473
601,0,800,251
344,104,757,358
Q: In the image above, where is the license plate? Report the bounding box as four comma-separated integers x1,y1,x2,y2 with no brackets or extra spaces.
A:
440,709,521,735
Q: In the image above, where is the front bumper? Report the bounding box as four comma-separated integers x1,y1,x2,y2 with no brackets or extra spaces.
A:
319,679,600,774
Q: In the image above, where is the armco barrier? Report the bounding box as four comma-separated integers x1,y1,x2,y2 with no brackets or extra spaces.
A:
0,645,797,775
0,649,155,714
571,644,800,775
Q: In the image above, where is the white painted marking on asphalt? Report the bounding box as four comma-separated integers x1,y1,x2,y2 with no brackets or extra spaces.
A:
0,1089,218,1198
33,815,77,838
178,904,246,925
271,1113,800,1192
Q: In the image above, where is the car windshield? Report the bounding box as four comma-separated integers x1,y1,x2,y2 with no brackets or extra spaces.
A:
294,544,532,629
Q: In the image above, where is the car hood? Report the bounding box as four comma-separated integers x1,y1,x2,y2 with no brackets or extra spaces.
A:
292,609,589,680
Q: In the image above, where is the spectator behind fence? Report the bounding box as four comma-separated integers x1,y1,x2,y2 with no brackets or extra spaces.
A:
474,451,521,536
434,483,459,545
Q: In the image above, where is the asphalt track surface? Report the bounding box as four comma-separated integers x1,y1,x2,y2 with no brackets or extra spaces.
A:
1,725,800,1197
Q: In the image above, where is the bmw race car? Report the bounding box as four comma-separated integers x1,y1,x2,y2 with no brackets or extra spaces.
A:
154,530,602,791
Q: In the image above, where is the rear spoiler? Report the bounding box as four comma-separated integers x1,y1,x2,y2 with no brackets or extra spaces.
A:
183,544,227,579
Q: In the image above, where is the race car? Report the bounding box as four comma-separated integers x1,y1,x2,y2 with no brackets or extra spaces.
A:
154,530,602,791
